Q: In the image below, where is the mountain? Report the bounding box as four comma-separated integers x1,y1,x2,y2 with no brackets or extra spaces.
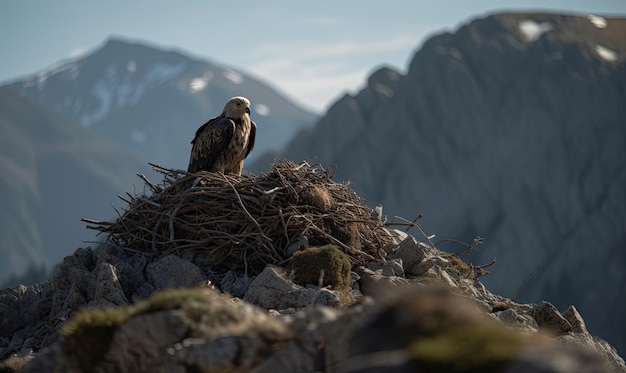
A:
2,37,317,170
250,12,626,353
0,88,153,286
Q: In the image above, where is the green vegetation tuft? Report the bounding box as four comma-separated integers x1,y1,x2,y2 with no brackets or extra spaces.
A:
132,287,214,314
440,252,473,278
0,354,33,373
408,312,537,372
60,306,131,371
59,288,221,370
289,244,351,290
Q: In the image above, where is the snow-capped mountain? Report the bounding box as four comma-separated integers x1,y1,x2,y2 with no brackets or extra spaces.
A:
251,12,626,353
3,38,317,170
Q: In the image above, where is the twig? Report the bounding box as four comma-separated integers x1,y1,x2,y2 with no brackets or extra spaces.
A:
221,173,273,243
512,263,542,302
389,215,436,248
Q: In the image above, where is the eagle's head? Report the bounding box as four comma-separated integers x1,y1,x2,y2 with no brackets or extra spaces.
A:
222,96,251,119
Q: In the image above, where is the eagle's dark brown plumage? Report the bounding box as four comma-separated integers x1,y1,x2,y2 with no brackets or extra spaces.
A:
187,96,256,175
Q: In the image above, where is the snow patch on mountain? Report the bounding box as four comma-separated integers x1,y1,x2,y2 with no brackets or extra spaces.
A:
82,80,113,126
223,69,243,84
82,61,187,125
255,103,270,116
588,15,608,29
519,20,553,42
595,45,617,62
189,71,213,93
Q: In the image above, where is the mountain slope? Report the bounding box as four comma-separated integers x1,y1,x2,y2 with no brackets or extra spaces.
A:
3,37,317,170
0,88,153,286
250,12,626,353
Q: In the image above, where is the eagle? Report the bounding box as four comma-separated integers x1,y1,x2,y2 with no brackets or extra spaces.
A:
187,96,257,175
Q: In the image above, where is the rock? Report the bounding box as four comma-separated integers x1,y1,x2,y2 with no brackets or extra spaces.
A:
366,258,404,277
496,309,539,334
533,301,573,335
356,267,411,298
563,305,588,334
23,288,290,373
388,236,436,276
113,260,145,301
244,266,335,309
90,262,128,307
381,227,408,253
220,271,254,298
145,254,206,291
131,282,155,303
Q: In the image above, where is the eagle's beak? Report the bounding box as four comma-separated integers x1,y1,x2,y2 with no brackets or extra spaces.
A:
245,107,251,115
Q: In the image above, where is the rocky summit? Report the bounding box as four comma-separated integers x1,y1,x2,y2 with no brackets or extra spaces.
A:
0,161,624,372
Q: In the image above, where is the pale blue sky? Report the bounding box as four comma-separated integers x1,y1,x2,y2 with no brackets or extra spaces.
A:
1,1,624,111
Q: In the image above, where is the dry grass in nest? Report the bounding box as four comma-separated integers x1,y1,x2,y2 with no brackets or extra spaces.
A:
83,160,390,275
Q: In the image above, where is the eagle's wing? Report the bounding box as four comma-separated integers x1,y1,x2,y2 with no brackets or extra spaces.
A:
245,120,257,158
188,116,235,172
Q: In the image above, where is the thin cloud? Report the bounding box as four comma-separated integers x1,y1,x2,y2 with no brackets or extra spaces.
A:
247,34,416,111
253,34,417,61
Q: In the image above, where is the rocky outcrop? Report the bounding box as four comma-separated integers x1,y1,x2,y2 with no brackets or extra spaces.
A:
1,231,624,372
2,155,624,372
250,12,626,353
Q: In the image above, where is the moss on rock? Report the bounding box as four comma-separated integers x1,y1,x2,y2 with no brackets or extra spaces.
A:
289,245,352,290
60,306,131,371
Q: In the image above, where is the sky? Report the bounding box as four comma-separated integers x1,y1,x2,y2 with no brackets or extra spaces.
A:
0,1,624,112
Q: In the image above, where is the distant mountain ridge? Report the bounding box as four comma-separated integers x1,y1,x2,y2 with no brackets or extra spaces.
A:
0,88,152,287
3,37,317,170
0,37,317,286
251,12,626,353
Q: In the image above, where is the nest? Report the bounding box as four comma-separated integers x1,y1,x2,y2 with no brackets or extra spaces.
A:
84,160,390,275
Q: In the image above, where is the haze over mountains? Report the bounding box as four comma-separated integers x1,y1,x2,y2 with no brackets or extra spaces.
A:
252,13,626,353
0,88,151,286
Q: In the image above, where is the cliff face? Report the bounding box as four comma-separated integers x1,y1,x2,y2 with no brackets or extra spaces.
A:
251,13,626,353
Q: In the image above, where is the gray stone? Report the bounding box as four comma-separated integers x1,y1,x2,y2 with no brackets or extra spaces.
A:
563,305,588,334
114,260,145,301
90,262,128,307
496,308,539,333
357,267,411,298
389,237,437,276
131,282,155,303
146,254,206,290
533,301,572,335
220,270,254,298
382,228,409,253
365,259,404,277
243,266,318,309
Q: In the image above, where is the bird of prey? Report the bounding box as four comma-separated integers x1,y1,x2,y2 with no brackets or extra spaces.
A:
187,96,256,175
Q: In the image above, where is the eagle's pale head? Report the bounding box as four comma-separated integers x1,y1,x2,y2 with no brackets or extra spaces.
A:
222,96,251,119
